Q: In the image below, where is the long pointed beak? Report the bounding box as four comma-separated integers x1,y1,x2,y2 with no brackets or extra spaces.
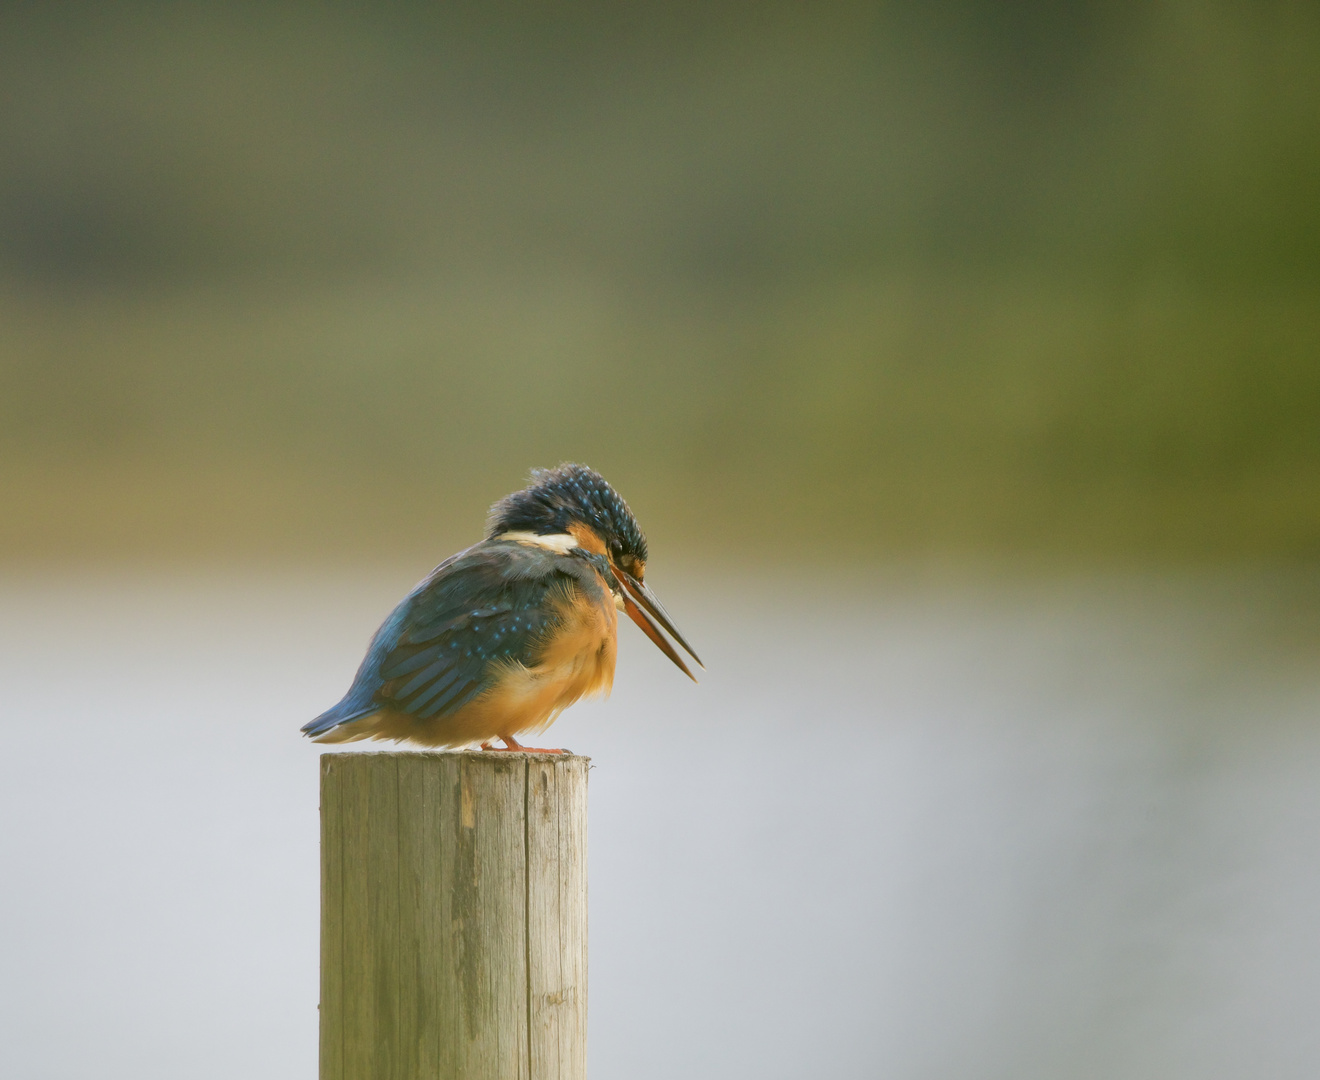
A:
614,568,704,682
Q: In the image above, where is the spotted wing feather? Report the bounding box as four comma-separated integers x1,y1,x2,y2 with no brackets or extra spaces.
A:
375,592,561,719
302,540,586,738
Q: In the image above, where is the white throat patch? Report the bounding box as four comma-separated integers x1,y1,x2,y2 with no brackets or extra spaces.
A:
498,530,580,554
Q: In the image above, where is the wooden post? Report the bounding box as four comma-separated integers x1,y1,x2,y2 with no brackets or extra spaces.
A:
319,751,588,1080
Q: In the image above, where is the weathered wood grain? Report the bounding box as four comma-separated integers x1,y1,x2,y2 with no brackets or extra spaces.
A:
320,751,588,1080
526,757,589,1080
319,755,344,1080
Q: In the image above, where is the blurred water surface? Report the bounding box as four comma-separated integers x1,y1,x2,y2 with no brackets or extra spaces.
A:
0,566,1317,1079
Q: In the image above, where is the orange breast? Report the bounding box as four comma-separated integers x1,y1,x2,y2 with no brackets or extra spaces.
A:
458,574,618,741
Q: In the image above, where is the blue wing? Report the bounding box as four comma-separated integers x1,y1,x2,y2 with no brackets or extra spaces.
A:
302,540,581,737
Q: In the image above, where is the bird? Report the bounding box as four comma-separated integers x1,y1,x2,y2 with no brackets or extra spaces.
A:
302,463,701,752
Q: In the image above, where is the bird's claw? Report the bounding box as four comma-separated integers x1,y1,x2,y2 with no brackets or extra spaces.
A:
480,737,568,755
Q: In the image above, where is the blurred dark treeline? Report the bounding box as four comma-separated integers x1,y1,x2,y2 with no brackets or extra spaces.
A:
0,1,1316,564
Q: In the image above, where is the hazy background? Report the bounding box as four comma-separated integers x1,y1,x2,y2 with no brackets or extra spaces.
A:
1,3,1317,1078
0,0,1316,562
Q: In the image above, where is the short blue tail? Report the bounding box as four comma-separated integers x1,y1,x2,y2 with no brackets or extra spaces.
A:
300,693,375,738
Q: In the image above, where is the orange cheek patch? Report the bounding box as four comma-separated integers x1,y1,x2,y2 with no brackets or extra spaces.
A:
566,521,608,555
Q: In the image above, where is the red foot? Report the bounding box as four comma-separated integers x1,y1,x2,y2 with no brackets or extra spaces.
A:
480,736,567,754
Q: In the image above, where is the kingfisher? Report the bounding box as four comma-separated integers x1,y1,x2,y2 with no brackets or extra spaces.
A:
302,464,701,752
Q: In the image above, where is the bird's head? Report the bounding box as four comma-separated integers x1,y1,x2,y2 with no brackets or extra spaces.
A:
488,463,702,679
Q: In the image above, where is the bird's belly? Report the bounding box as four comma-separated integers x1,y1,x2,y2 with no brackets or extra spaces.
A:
474,588,618,738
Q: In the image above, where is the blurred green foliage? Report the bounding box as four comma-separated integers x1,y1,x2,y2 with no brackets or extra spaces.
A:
0,1,1316,563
